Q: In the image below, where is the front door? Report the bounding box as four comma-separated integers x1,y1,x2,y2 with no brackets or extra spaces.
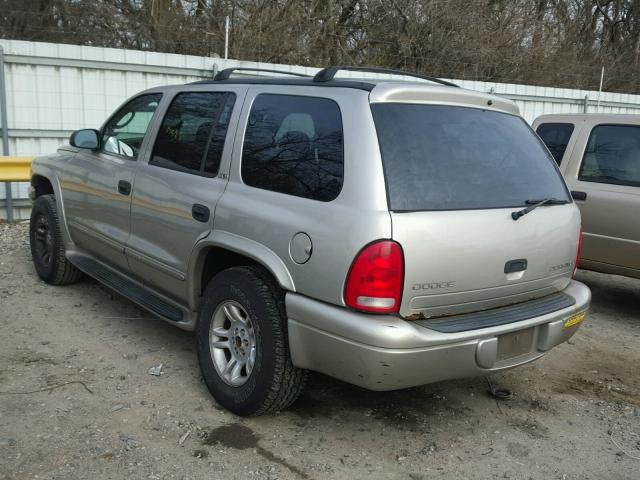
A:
126,87,244,303
61,93,163,271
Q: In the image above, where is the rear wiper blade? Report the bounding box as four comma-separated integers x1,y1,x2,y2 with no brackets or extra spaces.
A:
524,198,568,205
511,198,568,221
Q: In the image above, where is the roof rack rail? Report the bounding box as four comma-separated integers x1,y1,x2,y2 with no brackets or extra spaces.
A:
312,66,458,87
214,67,311,81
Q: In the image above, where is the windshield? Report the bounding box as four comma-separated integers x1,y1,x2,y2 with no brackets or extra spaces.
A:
371,104,570,211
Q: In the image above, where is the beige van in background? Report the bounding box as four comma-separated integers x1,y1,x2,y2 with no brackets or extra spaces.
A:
533,114,640,279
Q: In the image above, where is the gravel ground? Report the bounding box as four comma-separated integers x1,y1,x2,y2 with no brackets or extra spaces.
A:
1,220,639,480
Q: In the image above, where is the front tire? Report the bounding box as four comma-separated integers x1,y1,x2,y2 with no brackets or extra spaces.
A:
196,266,307,416
29,194,83,285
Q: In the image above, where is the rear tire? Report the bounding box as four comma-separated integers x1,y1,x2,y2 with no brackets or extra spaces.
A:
29,194,83,285
196,266,307,416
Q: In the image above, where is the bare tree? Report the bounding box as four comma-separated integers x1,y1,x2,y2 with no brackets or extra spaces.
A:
1,0,640,92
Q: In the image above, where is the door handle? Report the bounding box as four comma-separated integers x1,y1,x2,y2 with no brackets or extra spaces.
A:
191,204,210,222
118,180,132,196
571,190,587,201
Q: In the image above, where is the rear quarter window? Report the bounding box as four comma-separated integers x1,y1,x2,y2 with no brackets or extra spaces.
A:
579,124,640,187
241,94,344,202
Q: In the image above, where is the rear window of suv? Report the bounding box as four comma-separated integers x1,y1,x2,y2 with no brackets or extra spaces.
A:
372,104,570,211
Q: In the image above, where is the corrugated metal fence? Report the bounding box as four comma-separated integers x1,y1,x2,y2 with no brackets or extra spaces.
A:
2,38,640,219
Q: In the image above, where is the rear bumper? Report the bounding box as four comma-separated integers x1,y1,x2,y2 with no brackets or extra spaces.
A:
286,280,591,390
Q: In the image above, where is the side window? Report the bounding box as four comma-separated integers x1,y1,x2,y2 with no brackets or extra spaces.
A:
241,94,344,201
205,94,237,174
579,125,640,187
102,94,162,159
151,92,236,175
536,122,574,165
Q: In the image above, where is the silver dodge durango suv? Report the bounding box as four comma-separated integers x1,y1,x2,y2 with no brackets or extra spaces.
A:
28,66,591,416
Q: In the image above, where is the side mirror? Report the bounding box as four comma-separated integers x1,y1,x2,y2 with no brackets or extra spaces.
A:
70,129,100,150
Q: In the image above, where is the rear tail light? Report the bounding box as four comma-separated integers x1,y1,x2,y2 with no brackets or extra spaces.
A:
573,226,583,277
344,240,404,314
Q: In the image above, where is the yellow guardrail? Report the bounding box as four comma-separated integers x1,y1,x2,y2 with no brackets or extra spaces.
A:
0,156,34,182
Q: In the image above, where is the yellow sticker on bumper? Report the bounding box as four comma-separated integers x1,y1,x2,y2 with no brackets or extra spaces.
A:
564,311,586,329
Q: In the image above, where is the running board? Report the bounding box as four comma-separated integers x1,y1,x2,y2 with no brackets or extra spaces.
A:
69,254,187,325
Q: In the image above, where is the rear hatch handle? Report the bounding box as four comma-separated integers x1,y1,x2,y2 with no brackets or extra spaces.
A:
511,198,568,221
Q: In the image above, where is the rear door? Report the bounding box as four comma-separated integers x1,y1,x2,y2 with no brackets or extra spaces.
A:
126,87,244,303
561,120,640,273
371,102,579,318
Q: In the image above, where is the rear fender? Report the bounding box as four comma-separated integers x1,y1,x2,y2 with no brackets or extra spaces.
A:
187,230,295,309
